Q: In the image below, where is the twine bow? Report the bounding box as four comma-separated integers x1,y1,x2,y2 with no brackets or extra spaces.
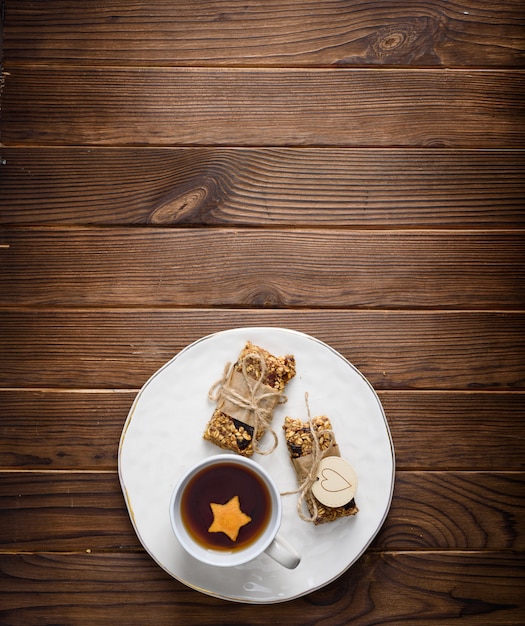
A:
208,352,286,455
281,393,334,523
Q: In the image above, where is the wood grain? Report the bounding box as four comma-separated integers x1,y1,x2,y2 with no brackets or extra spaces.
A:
380,392,525,470
2,0,524,623
0,391,129,470
4,1,524,67
0,471,523,551
378,471,525,549
0,552,523,625
1,390,523,471
2,68,524,147
1,310,523,391
2,148,524,228
1,228,523,308
0,472,136,552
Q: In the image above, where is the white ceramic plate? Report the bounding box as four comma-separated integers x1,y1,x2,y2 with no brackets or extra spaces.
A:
118,327,395,603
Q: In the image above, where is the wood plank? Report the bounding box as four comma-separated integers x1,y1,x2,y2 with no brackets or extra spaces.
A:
1,228,523,308
0,391,130,470
2,148,524,228
2,68,524,147
0,472,137,552
0,471,523,551
1,391,523,471
4,1,524,68
0,552,523,624
376,471,525,550
1,310,523,391
380,392,525,470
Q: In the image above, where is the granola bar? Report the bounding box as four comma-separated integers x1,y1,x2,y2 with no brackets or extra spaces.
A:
204,341,296,456
283,415,358,524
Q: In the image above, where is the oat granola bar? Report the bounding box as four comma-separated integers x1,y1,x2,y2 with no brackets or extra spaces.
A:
283,415,358,524
204,341,296,456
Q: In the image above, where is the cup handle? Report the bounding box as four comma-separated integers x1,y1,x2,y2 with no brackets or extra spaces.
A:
264,534,301,569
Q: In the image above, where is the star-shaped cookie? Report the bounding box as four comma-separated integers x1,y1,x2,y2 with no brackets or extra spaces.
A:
208,495,252,542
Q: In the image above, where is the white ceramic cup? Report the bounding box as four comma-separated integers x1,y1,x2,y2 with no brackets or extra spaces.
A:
169,453,301,569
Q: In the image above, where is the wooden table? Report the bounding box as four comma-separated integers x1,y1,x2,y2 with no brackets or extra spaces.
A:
1,2,524,624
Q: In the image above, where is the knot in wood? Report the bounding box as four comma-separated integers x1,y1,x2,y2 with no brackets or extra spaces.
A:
371,18,441,63
249,286,284,308
150,184,211,224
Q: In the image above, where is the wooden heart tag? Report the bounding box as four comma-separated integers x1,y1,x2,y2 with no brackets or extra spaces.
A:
311,456,358,508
